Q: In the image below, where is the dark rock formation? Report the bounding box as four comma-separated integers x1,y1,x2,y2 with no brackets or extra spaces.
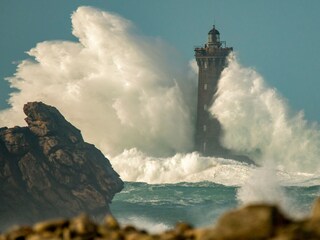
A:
2,199,320,239
0,102,123,230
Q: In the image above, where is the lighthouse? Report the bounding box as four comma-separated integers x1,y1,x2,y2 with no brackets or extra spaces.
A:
194,25,233,156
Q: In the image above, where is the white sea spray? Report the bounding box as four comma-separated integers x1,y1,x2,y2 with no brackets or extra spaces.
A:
211,53,320,173
0,6,196,157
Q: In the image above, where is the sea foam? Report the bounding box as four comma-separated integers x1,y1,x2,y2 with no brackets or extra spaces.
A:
110,149,320,187
110,148,253,186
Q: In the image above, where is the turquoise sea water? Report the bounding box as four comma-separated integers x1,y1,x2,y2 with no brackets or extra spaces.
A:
110,182,320,232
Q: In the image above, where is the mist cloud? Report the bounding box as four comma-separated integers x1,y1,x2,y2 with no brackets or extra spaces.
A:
0,6,196,157
211,54,320,173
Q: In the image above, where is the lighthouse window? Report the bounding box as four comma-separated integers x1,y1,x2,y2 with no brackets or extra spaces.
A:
203,125,207,132
203,142,206,152
204,104,207,110
204,84,207,90
204,61,208,69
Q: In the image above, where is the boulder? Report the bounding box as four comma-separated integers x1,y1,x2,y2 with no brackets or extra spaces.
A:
0,102,123,231
213,204,290,239
311,197,320,220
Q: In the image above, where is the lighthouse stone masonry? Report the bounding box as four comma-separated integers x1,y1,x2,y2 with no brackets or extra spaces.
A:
194,25,233,156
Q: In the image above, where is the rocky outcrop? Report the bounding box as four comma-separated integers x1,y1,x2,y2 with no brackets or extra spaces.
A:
2,199,320,240
0,102,123,230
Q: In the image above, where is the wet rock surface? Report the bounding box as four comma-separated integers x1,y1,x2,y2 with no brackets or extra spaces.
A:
0,102,123,230
2,199,320,240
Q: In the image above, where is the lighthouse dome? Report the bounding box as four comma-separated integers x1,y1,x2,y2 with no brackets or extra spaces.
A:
207,25,220,46
208,27,220,35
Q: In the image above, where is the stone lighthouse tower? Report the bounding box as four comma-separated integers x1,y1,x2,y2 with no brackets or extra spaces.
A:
194,25,233,156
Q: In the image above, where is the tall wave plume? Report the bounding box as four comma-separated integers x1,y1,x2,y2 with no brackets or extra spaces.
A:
211,53,320,174
0,6,196,157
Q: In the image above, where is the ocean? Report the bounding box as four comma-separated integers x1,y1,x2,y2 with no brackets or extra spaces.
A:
111,182,320,233
109,152,320,233
111,182,237,232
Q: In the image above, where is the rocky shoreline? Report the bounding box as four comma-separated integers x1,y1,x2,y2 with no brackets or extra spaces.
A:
2,199,320,240
0,102,123,230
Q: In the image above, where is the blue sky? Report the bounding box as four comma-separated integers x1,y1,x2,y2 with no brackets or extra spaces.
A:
1,0,320,121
